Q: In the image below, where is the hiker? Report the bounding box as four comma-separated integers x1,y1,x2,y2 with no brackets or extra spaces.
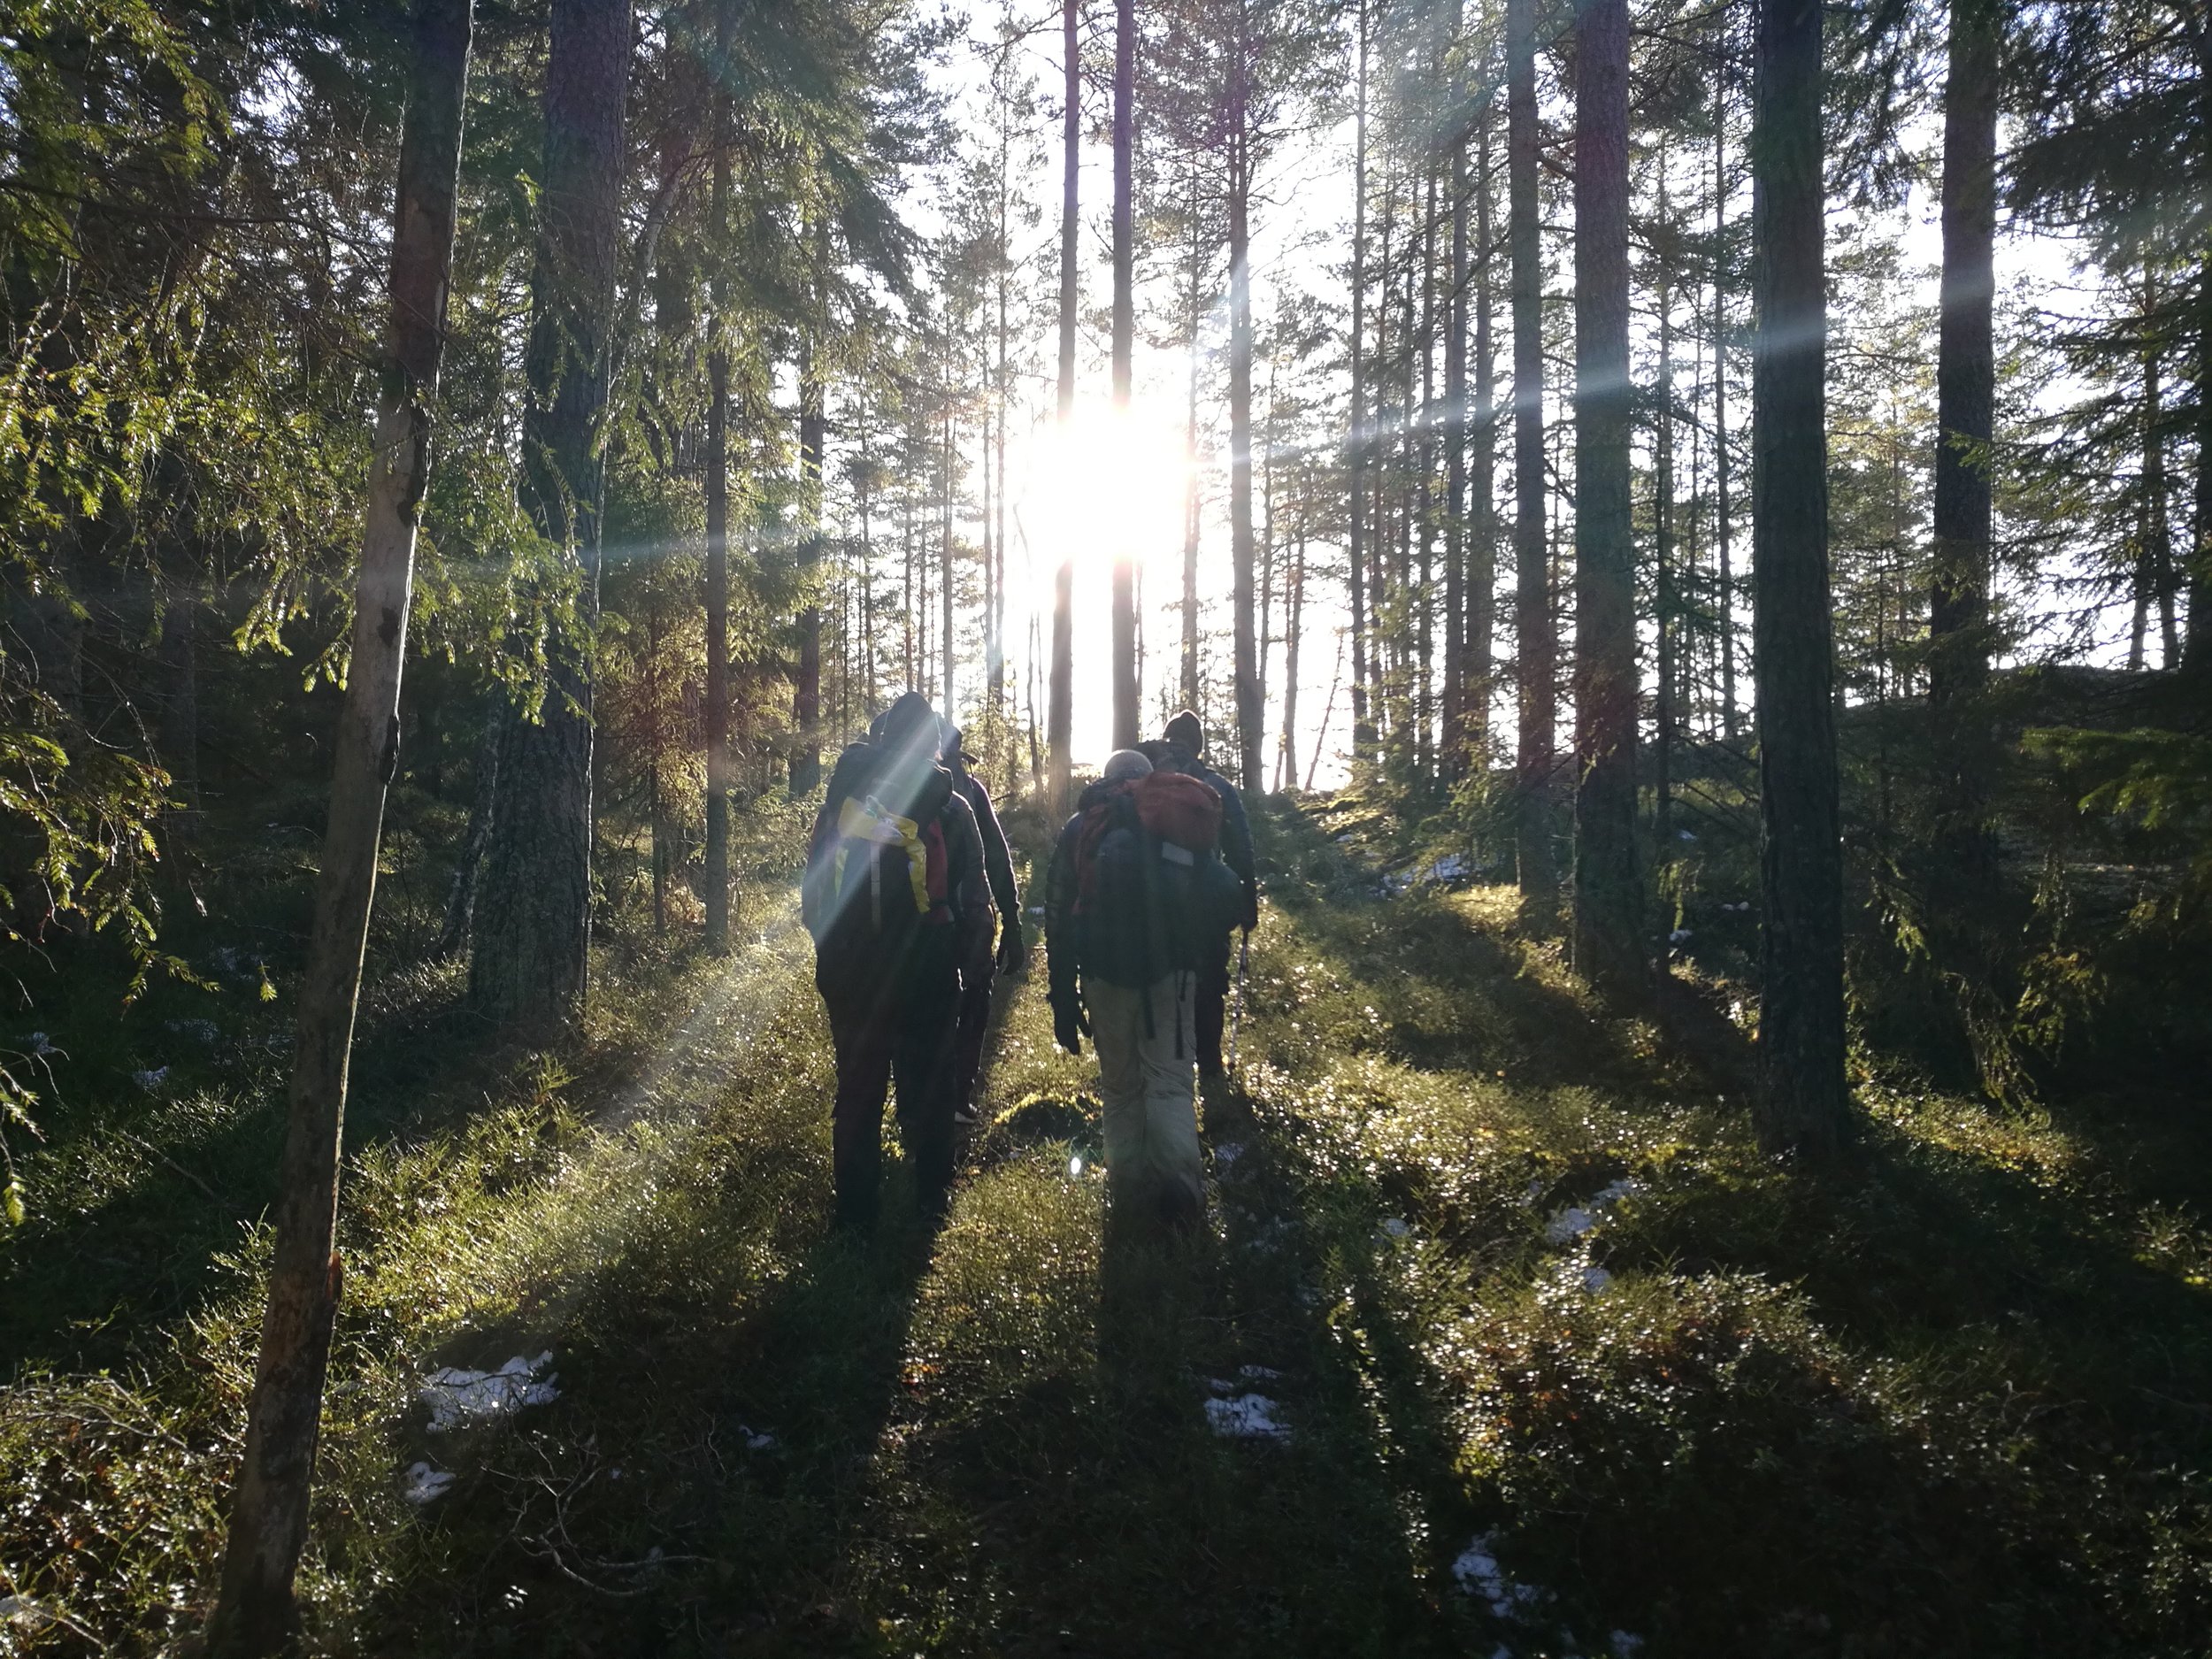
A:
803,692,991,1231
941,720,1025,1125
1046,748,1244,1230
1156,710,1260,1080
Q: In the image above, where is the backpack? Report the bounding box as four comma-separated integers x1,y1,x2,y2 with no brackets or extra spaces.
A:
1072,771,1244,988
804,741,955,994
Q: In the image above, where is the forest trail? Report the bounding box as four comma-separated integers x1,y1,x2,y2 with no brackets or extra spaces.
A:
5,801,2210,1655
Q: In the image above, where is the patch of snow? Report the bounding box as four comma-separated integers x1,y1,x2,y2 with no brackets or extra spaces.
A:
1544,1206,1595,1244
1592,1178,1642,1206
737,1425,778,1452
420,1352,561,1432
1068,1155,1084,1178
1379,1217,1412,1240
1609,1633,1645,1657
1678,828,1697,842
165,1018,220,1045
1205,1393,1291,1440
401,1462,456,1505
1212,1141,1245,1169
24,1031,52,1056
132,1066,169,1092
1426,852,1471,883
1582,1265,1616,1292
1334,833,1355,844
0,1595,57,1632
1669,928,1694,945
1238,1363,1285,1382
1451,1533,1542,1620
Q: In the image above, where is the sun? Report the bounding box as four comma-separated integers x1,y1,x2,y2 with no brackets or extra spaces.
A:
1010,403,1191,585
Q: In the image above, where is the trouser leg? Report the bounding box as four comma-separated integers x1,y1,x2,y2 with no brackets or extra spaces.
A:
826,985,896,1231
1137,972,1203,1227
1194,937,1232,1076
951,933,995,1118
1091,977,1201,1229
894,933,961,1216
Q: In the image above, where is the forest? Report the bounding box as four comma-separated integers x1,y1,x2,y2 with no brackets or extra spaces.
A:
0,0,2208,1649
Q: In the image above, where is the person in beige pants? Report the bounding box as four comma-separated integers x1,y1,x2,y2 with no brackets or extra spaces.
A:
1045,749,1205,1231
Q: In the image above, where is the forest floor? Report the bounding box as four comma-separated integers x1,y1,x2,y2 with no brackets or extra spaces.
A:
4,799,2211,1656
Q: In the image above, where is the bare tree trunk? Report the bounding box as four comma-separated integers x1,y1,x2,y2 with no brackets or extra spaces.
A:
1928,0,1997,769
1348,0,1374,761
1570,0,1642,995
435,706,499,960
471,0,631,1037
1750,0,1847,1157
795,257,827,793
1278,528,1305,790
1183,180,1203,712
1110,0,1139,749
1230,37,1263,792
1471,97,1497,760
1508,0,1555,908
1442,4,1469,780
1050,0,1078,811
1655,183,1677,849
207,1,472,1644
703,32,732,951
1715,56,1739,741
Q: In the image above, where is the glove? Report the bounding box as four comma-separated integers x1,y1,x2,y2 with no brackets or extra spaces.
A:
995,919,1028,978
1052,996,1084,1056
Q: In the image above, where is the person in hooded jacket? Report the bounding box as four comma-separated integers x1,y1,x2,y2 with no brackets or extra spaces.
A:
941,721,1025,1124
1156,710,1258,1079
803,692,991,1230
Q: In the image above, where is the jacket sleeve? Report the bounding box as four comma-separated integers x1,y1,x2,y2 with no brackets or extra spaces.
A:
1044,815,1081,1004
1214,774,1260,926
941,794,992,937
964,777,1021,925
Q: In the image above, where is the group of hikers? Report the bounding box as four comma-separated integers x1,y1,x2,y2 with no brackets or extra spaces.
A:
800,690,1257,1234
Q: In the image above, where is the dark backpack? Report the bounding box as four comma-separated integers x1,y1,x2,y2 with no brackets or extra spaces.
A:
804,742,954,994
1072,772,1243,987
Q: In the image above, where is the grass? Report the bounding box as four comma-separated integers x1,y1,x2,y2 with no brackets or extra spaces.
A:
3,800,2209,1655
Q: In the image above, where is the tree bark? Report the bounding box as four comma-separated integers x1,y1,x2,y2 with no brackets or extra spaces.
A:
1750,0,1848,1157
1471,96,1497,759
1348,0,1374,761
795,321,826,791
1508,0,1555,907
1715,55,1739,741
703,26,732,952
1050,0,1078,812
1442,10,1469,780
1229,38,1263,792
1570,0,1642,996
1110,0,1139,749
206,1,472,1645
471,0,631,1038
1928,0,1997,761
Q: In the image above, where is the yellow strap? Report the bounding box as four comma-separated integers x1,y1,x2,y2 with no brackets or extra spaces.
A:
837,795,931,915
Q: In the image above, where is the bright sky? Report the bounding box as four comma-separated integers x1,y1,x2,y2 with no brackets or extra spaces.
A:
856,5,2124,788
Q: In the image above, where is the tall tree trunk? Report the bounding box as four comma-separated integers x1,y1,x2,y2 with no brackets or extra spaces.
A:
1416,160,1438,782
1230,55,1263,791
2145,316,2177,667
1655,199,1677,849
1715,56,1739,741
941,342,956,714
1571,0,1641,995
1348,0,1374,760
207,1,472,1644
1928,0,1997,772
1279,528,1305,790
1050,0,1079,810
794,257,827,793
1110,0,1139,749
1750,0,1847,1157
471,0,630,1037
1183,181,1203,712
1508,0,1555,907
1471,96,1497,759
435,704,500,960
703,35,732,952
1442,13,1469,780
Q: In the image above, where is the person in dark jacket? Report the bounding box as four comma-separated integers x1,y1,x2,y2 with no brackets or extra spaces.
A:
1158,710,1258,1079
941,721,1025,1125
804,692,991,1230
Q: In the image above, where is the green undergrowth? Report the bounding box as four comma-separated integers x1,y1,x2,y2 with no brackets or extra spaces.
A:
3,803,2209,1655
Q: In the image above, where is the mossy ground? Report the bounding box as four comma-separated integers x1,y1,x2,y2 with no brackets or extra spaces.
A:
4,800,2209,1655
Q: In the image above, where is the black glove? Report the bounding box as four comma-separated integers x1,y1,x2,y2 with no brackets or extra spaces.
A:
995,919,1028,978
1052,996,1084,1056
